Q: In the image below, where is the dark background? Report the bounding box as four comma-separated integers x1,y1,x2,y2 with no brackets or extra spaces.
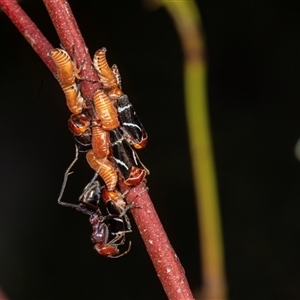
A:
1,1,300,299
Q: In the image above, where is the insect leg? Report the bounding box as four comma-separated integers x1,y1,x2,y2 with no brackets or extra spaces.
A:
108,241,132,259
57,144,79,205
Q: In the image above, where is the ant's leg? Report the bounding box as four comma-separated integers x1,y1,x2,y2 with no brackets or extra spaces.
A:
123,214,132,231
118,185,149,217
56,145,94,215
59,202,93,215
79,172,99,197
108,231,126,245
57,144,79,206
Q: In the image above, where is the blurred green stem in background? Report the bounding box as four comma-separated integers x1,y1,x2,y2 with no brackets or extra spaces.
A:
144,1,227,299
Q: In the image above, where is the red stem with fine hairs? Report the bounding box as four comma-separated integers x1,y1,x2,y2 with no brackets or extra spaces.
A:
43,0,100,99
0,0,194,299
0,0,55,73
0,287,8,300
120,181,194,300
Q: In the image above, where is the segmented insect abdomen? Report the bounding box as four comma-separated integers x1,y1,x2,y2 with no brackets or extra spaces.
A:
93,89,119,130
93,48,118,89
86,150,118,191
49,48,75,86
92,124,110,158
63,83,84,114
93,48,109,69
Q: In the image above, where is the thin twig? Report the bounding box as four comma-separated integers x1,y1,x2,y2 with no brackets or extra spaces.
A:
0,0,55,73
120,181,194,300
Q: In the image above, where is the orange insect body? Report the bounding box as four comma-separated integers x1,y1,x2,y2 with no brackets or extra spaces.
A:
102,188,127,212
91,122,110,158
86,150,118,191
93,48,124,103
49,48,76,86
111,64,122,88
93,48,119,90
49,48,84,114
107,86,123,103
106,64,124,102
93,89,119,130
62,83,84,114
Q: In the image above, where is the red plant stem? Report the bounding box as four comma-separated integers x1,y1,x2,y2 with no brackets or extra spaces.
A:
0,287,9,300
43,0,101,99
121,181,194,300
0,0,194,299
0,0,55,73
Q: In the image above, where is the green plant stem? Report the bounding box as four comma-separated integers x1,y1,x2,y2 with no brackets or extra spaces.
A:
145,1,227,299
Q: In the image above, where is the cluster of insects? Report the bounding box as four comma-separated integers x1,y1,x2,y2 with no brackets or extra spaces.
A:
49,47,149,258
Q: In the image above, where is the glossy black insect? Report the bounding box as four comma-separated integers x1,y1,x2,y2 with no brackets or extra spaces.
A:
110,128,149,186
90,209,131,258
57,158,132,258
117,94,148,149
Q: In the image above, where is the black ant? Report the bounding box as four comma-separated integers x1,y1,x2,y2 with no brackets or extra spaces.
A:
57,148,132,258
